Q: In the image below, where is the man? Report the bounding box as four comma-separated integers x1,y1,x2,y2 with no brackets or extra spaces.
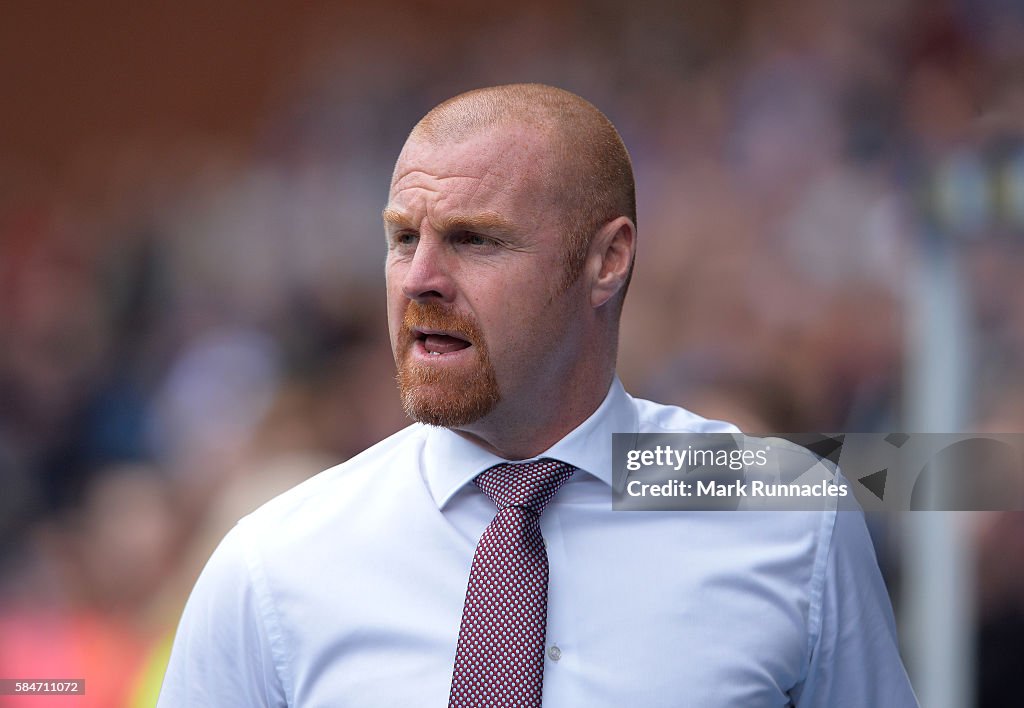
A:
159,84,918,706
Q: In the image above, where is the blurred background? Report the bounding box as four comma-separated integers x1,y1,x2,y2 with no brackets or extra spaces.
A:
1,0,1022,705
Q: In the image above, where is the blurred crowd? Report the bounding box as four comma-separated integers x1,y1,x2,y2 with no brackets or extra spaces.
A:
1,0,1023,705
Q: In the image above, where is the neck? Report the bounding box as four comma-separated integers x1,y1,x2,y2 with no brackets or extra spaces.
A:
452,368,615,460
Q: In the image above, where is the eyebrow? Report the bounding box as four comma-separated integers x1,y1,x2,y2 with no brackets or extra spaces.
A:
382,208,515,235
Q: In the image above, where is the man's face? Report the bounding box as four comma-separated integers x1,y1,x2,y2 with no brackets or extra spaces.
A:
384,125,586,430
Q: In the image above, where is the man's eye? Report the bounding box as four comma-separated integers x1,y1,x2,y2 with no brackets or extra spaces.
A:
460,232,492,247
394,232,418,246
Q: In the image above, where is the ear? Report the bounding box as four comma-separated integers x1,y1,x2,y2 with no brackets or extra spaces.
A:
586,216,636,309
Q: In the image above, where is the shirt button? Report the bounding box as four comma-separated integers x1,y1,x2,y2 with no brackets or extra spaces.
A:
548,645,562,662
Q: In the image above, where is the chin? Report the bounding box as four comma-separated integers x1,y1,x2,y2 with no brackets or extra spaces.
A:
397,348,501,428
400,382,500,429
403,395,497,428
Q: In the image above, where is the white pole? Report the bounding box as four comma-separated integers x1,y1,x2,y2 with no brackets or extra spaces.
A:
902,237,974,708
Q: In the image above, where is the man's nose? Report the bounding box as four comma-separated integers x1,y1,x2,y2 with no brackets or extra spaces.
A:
401,239,454,303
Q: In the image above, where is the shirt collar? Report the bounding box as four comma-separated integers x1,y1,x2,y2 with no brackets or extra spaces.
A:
422,376,637,509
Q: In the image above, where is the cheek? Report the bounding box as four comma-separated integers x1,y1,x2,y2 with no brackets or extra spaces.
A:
384,281,407,349
384,259,402,295
491,287,560,359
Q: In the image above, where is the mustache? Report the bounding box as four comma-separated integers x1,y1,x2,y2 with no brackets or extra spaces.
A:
401,301,483,347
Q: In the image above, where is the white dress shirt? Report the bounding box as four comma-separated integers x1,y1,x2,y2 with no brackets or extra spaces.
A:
158,378,918,707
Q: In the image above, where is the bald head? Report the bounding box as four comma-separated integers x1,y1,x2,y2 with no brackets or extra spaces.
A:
405,84,636,289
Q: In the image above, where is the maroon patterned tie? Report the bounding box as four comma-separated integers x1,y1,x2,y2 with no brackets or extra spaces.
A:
448,459,576,708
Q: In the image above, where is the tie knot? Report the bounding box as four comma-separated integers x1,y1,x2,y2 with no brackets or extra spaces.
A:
475,459,576,515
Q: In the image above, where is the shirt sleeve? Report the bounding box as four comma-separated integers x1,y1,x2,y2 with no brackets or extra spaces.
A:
157,523,289,707
790,508,920,707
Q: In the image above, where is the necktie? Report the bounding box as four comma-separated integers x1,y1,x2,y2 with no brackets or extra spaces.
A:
448,459,576,708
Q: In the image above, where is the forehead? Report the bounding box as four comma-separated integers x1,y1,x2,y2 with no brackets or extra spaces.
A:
388,125,559,218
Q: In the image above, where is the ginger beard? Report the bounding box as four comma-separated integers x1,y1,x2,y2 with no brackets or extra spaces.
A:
395,301,500,427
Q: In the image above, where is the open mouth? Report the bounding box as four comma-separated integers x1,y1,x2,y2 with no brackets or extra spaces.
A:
415,329,473,356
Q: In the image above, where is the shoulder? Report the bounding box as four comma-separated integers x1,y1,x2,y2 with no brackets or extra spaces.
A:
237,423,428,543
630,392,844,499
248,422,426,515
624,391,857,537
629,393,742,434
